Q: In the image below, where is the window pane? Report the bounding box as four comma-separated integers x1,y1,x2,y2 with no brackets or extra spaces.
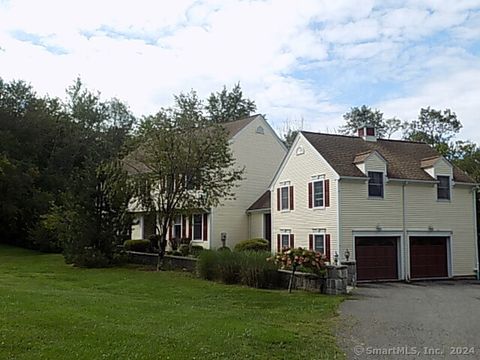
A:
281,234,290,248
368,171,384,198
314,234,324,253
313,181,324,207
193,214,202,240
281,187,289,210
437,176,450,200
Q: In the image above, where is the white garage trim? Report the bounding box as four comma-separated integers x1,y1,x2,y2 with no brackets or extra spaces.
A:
407,231,453,279
352,230,405,280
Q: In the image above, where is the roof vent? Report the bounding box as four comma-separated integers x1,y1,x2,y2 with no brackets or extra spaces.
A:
357,125,377,142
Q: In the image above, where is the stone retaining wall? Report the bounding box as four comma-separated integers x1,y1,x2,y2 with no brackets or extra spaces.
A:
127,251,356,295
127,251,197,272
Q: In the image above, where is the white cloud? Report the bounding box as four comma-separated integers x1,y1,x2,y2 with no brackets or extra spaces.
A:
0,0,479,143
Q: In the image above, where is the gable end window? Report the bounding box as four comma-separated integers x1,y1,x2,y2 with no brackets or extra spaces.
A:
368,171,384,198
277,185,294,210
312,180,324,207
437,176,450,200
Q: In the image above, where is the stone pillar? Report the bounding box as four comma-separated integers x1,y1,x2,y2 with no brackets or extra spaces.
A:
341,261,357,287
325,265,348,295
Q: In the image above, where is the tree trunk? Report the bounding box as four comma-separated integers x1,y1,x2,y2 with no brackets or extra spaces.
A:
156,231,168,271
288,265,297,293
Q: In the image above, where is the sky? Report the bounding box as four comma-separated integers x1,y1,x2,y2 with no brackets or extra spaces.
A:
1,0,480,141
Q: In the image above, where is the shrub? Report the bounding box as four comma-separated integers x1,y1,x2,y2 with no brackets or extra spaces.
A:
171,250,182,256
190,245,204,257
148,234,161,251
217,246,231,252
73,247,110,268
269,248,327,276
123,239,152,252
197,250,218,280
234,238,269,252
178,244,190,257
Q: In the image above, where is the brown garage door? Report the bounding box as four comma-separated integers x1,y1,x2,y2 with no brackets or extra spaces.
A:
410,237,448,279
355,237,398,281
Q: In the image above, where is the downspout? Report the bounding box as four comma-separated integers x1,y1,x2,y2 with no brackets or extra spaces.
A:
402,181,409,282
473,188,479,280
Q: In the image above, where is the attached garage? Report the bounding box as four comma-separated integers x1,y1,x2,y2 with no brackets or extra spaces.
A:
355,237,399,281
410,236,449,279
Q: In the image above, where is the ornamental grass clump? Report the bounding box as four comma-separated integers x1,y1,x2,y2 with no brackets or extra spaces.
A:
197,250,279,288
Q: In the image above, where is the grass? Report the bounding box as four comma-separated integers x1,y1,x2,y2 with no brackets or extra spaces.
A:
0,244,345,359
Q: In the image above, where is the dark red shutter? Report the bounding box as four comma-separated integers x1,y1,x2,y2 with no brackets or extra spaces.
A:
290,234,294,248
289,186,294,210
277,188,280,211
308,182,313,208
203,213,208,241
325,234,331,261
168,224,173,240
309,234,313,250
277,234,280,252
182,216,186,238
325,179,330,207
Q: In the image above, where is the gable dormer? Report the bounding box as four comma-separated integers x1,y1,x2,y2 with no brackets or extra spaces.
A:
353,150,387,175
420,156,453,179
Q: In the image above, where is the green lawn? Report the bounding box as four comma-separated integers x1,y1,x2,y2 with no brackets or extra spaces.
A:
0,245,345,359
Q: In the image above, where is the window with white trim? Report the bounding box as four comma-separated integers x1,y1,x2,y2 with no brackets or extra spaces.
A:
173,216,182,239
281,234,290,248
437,176,450,200
314,234,325,253
280,186,289,210
368,171,384,198
192,214,203,240
312,180,324,207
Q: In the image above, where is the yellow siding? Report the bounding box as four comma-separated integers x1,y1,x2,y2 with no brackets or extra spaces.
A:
365,153,386,173
211,117,286,249
272,135,338,260
249,212,265,239
434,158,453,176
340,180,476,277
405,184,475,276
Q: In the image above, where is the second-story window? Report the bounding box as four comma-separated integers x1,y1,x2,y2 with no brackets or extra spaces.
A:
368,171,384,198
437,176,451,200
312,180,324,207
280,186,289,210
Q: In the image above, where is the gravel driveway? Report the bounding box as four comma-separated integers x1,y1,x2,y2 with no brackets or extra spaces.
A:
337,281,480,360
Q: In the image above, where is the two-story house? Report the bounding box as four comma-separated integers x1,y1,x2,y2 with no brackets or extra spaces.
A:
269,126,478,281
128,114,287,250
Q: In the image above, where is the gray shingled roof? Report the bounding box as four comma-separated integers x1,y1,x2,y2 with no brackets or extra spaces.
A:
123,115,260,175
301,131,474,183
222,115,259,138
247,190,270,211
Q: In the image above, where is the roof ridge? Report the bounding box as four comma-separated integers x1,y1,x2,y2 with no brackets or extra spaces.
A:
301,130,428,145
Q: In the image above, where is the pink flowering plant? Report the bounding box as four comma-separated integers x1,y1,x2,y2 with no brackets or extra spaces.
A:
269,247,327,276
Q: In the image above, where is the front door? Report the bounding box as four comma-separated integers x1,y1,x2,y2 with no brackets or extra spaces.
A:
264,213,271,244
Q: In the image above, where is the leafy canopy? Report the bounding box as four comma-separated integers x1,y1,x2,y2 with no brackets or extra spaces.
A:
131,95,244,263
